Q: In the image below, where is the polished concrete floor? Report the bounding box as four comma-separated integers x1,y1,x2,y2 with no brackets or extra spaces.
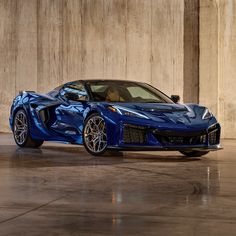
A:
0,134,236,235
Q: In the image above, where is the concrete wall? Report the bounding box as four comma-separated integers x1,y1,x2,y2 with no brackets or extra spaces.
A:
200,0,236,138
184,0,199,103
199,0,219,118
0,0,189,132
1,0,235,137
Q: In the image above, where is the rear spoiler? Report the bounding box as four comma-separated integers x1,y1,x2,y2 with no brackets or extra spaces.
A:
19,90,36,95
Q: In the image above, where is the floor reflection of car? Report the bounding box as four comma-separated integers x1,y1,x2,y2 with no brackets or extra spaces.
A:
10,80,221,156
10,146,220,208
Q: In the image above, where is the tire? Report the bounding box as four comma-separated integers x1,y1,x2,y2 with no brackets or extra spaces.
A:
179,150,209,157
83,113,108,156
13,109,44,148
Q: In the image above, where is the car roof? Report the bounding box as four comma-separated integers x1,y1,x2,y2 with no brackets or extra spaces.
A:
69,79,144,84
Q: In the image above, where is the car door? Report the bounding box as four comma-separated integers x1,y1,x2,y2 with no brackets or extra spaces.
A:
52,82,89,142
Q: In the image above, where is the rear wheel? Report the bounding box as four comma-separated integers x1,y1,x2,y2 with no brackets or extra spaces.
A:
179,150,209,157
83,113,107,156
13,109,44,148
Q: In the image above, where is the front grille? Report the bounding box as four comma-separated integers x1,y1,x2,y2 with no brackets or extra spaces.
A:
123,124,147,144
123,123,220,146
153,125,220,146
155,134,207,146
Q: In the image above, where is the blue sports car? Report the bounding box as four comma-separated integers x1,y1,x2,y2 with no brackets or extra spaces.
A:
9,80,221,156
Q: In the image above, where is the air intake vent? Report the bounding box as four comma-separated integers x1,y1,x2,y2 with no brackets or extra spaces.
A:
155,134,207,146
208,128,220,145
123,124,147,144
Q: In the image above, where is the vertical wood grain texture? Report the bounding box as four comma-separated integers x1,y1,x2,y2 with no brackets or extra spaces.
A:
15,0,37,93
199,0,219,116
199,0,236,138
37,0,63,92
152,0,184,98
0,0,16,132
81,0,104,79
218,0,236,138
183,0,199,103
126,0,152,83
103,0,126,80
62,0,82,83
0,0,195,134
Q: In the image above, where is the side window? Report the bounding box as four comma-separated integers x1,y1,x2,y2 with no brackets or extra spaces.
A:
61,83,88,101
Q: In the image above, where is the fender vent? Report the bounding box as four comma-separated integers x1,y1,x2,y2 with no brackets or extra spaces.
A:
39,109,50,125
31,104,38,109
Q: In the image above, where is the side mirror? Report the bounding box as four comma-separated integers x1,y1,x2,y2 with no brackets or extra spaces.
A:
64,92,88,102
64,92,79,101
171,95,180,103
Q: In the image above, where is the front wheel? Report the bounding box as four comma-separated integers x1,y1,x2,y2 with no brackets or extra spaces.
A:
179,150,209,157
83,113,108,156
13,109,44,148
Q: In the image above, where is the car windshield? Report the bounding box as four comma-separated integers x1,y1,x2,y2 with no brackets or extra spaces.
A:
86,81,173,103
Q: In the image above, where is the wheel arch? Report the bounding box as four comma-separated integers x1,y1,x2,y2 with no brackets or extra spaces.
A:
84,109,100,121
84,103,109,121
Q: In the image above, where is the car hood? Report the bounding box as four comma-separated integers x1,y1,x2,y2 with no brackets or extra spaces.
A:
107,102,209,127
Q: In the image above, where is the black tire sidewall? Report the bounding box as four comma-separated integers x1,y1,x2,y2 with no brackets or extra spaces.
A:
179,151,209,157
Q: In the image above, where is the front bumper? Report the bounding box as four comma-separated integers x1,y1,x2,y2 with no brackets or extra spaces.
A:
107,144,222,151
107,121,222,151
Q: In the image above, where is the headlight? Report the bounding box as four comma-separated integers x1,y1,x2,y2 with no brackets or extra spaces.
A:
107,105,149,119
202,108,213,120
